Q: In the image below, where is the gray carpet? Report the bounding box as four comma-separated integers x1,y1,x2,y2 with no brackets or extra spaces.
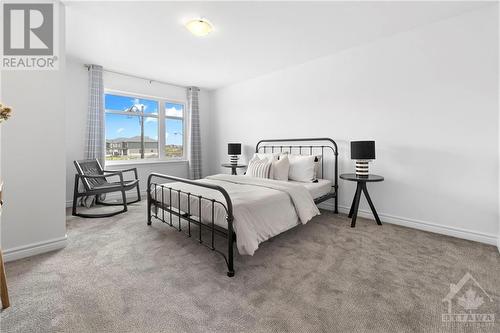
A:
1,201,499,333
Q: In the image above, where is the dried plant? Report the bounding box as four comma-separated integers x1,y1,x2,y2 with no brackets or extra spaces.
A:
0,103,12,123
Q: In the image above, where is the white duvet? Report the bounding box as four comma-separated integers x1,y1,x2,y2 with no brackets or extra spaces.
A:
153,174,320,255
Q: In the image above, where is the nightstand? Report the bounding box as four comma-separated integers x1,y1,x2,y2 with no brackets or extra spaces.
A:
221,164,247,175
340,173,384,228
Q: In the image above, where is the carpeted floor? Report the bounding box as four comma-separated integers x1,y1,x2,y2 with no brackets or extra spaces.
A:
1,201,499,333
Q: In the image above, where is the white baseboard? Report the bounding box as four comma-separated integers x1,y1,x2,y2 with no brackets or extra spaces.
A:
3,235,68,263
64,192,499,248
318,202,498,246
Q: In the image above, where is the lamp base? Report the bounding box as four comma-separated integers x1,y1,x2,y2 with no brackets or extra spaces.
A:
355,160,369,177
230,155,239,166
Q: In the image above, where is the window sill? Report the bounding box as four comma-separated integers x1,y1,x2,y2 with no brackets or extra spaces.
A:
106,159,188,167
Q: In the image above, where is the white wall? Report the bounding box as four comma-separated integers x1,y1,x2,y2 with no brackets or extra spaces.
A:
1,5,67,261
0,70,2,246
210,6,499,245
65,56,212,204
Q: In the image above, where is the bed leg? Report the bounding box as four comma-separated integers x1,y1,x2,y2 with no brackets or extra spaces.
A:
334,186,339,214
147,187,152,226
227,217,235,277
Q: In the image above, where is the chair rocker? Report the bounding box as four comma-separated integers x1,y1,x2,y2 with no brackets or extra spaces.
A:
72,159,141,218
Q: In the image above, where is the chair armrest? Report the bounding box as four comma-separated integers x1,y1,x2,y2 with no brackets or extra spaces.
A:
78,171,125,186
80,172,121,179
104,168,138,180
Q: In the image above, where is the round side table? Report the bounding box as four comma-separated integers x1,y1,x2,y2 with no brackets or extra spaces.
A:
340,173,384,228
221,164,247,175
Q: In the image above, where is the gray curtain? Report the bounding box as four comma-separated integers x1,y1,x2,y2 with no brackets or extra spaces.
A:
84,64,105,165
81,64,105,207
188,87,202,179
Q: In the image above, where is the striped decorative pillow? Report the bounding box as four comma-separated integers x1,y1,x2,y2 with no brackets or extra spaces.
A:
245,157,272,179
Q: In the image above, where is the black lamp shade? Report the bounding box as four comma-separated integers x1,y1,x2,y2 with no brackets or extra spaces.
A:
351,141,375,160
227,143,241,155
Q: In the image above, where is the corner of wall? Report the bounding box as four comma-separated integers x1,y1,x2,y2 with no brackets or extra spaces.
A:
498,1,500,254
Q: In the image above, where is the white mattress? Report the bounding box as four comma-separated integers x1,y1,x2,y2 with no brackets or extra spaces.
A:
289,179,332,199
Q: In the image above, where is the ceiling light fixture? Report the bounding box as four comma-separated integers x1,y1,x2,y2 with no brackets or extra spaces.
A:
185,18,213,37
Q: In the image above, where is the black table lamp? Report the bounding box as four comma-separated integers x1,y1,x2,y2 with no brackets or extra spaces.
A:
351,141,375,177
228,143,241,166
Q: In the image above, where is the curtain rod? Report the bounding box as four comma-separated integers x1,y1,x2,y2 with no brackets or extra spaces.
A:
83,64,191,90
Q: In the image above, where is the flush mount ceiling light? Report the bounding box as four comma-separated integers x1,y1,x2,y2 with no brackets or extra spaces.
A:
185,18,213,37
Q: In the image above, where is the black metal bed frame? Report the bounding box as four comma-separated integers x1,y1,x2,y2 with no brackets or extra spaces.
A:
255,138,339,212
147,138,338,277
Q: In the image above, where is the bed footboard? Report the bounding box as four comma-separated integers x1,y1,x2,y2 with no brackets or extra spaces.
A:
147,173,235,277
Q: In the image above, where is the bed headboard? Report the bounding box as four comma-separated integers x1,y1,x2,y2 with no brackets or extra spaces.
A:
255,138,338,211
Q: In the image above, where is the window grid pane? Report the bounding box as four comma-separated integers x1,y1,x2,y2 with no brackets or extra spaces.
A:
164,102,184,158
165,102,184,118
104,93,185,161
165,117,183,158
105,94,158,114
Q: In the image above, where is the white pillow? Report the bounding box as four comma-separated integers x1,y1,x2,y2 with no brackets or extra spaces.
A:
253,153,279,178
272,155,289,181
245,157,272,179
287,155,315,182
281,153,322,180
254,153,279,161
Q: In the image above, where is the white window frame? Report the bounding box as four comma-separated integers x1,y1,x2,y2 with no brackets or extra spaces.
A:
104,89,187,165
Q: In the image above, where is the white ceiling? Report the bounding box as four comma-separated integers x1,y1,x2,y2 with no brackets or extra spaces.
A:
65,1,491,90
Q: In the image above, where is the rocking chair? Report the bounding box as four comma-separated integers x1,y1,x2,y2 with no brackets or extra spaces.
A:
72,159,141,218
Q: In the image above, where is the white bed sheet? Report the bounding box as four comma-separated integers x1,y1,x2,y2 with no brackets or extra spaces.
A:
153,174,320,256
289,179,332,199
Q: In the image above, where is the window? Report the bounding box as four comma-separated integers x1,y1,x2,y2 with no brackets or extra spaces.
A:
105,92,185,162
165,102,184,158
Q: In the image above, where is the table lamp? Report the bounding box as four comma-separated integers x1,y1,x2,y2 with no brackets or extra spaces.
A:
227,143,241,166
351,141,375,177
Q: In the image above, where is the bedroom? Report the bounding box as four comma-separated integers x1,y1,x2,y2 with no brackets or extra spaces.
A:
0,1,499,332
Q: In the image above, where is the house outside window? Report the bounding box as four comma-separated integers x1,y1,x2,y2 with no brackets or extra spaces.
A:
104,91,185,162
